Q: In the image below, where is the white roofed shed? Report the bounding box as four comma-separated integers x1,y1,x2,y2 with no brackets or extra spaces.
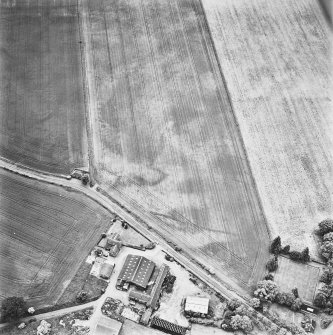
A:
185,296,209,314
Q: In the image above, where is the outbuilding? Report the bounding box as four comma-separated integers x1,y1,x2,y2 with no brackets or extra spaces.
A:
184,296,209,315
100,263,115,280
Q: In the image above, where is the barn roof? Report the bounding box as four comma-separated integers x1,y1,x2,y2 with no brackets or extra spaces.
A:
118,254,155,289
185,296,209,314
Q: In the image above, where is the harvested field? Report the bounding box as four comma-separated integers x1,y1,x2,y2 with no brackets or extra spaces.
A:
274,257,320,303
0,0,87,174
81,0,270,290
0,169,111,307
201,0,333,256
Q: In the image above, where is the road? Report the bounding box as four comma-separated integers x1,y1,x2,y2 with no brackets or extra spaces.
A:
0,156,247,304
0,156,288,334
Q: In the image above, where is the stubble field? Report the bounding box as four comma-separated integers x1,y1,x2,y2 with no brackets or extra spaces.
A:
201,0,333,256
81,0,270,290
0,0,88,174
0,169,111,307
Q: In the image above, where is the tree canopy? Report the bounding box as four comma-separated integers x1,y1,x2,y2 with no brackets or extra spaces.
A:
1,296,27,322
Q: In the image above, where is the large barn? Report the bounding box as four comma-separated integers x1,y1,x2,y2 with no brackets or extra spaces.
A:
116,254,155,290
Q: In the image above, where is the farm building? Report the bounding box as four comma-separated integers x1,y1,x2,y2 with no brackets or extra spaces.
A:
148,264,170,310
129,290,151,304
151,317,187,335
100,263,115,280
109,244,120,257
94,315,122,335
98,237,107,249
185,296,210,315
105,233,122,252
117,254,155,290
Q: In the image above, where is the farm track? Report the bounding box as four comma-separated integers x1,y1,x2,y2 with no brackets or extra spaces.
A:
80,0,270,290
0,0,88,174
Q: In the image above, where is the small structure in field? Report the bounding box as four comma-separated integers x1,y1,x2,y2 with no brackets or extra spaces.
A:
151,316,187,335
116,254,155,290
184,296,210,316
94,315,122,335
100,263,115,280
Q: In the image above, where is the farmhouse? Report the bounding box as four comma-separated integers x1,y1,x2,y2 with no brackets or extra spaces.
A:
184,296,210,316
100,263,115,280
116,255,155,290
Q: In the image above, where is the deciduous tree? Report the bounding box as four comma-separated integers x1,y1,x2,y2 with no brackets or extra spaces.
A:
318,219,333,235
254,280,279,302
1,297,27,322
270,236,282,254
266,256,278,272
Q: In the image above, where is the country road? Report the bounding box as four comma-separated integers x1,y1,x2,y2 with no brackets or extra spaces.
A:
0,156,248,304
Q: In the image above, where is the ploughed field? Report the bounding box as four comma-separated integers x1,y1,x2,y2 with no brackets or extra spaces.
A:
82,0,270,289
0,0,87,174
201,0,333,255
0,169,111,307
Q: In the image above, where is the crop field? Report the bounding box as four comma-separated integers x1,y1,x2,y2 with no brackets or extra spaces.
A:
81,0,270,290
0,169,111,307
0,0,88,174
274,257,320,303
201,0,333,256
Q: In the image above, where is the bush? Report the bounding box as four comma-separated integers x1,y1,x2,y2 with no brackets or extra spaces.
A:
270,236,282,254
320,241,333,260
318,219,333,235
281,245,290,254
249,298,261,309
227,299,242,311
230,314,253,333
292,287,299,298
264,273,274,281
323,232,333,242
320,269,333,285
314,292,327,308
301,247,310,262
291,298,302,311
254,280,279,302
1,297,28,322
76,291,88,303
266,256,278,272
289,251,302,262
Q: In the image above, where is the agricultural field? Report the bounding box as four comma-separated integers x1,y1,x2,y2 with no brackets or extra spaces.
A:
0,0,88,174
274,257,321,303
201,0,333,256
0,168,111,307
81,0,270,291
